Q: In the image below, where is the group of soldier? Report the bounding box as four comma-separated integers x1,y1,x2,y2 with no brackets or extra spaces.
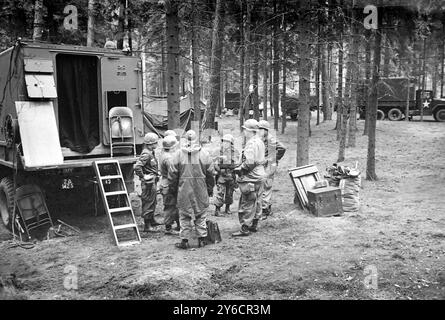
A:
134,118,286,250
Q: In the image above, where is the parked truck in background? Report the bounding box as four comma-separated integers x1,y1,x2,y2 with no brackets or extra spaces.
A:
357,77,445,122
0,40,145,230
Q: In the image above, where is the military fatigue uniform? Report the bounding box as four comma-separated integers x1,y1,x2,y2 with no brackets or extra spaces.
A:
262,134,286,216
214,145,239,209
168,144,215,241
159,150,180,230
237,135,266,228
134,148,159,225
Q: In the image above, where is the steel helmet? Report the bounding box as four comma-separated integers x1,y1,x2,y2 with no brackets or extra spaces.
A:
164,130,177,138
185,130,197,142
222,134,234,143
144,132,159,145
258,120,271,130
241,119,259,131
162,135,177,150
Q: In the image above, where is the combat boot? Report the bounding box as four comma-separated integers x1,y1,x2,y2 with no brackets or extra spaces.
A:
198,237,208,248
261,207,270,220
165,225,179,235
231,225,250,237
215,206,222,216
248,219,259,233
224,205,232,215
143,220,157,233
174,220,181,232
175,239,190,250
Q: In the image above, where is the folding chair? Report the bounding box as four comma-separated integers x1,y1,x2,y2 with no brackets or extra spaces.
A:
109,107,136,157
14,184,53,240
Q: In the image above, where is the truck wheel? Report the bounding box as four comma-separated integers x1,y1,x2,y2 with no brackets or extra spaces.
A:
0,177,15,229
434,108,445,122
290,114,298,121
388,108,402,121
377,110,385,120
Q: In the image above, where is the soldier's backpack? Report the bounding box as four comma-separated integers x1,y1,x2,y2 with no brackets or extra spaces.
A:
205,220,222,244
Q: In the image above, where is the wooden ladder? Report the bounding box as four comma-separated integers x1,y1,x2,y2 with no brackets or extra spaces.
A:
93,160,141,246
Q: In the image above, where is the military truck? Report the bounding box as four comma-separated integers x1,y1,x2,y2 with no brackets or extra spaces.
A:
0,40,144,229
283,96,320,120
357,77,445,122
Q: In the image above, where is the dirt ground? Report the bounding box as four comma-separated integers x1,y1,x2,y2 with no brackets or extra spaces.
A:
1,114,444,300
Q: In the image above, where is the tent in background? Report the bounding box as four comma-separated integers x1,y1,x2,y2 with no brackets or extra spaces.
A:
143,91,206,137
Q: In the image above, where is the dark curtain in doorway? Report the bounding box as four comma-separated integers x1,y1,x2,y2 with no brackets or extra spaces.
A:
56,54,100,153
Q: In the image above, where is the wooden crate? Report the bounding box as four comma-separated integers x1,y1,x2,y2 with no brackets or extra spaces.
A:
307,186,343,217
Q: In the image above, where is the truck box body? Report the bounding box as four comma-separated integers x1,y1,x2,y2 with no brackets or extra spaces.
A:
0,42,144,175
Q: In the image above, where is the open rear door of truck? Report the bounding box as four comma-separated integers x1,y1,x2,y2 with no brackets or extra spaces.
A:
15,101,64,168
100,56,144,146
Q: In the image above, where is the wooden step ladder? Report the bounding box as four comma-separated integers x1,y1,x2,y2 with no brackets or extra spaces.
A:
93,160,141,246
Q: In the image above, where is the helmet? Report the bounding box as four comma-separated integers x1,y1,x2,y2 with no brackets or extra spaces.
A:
162,135,177,150
241,119,259,131
258,120,270,130
164,130,177,138
222,134,234,143
185,130,197,142
144,132,159,145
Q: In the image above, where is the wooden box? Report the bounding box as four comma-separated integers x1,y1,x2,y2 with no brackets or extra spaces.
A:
307,186,343,217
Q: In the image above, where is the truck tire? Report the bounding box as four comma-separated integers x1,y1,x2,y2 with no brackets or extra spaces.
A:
290,114,298,121
388,108,402,121
377,110,385,120
434,108,445,122
0,177,15,230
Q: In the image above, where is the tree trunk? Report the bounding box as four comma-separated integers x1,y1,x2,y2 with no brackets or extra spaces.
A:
117,0,126,49
252,38,260,121
192,0,201,131
205,0,224,129
165,0,180,130
263,37,268,121
316,35,321,126
322,42,331,120
366,21,382,181
420,37,426,122
338,38,352,162
363,29,372,135
281,1,287,133
32,0,44,42
86,0,95,47
161,38,166,95
272,0,280,131
348,9,358,148
336,39,344,140
269,41,274,117
239,5,245,130
329,45,337,122
297,27,311,167
383,34,390,77
243,0,251,122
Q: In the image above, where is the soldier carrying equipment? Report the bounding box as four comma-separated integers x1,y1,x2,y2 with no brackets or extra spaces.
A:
214,134,239,216
159,135,180,235
232,119,266,237
134,132,160,232
258,120,286,219
168,130,215,249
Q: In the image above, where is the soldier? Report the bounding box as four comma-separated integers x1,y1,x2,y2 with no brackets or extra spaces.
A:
232,119,266,237
134,132,160,232
258,120,286,219
164,129,177,140
168,130,215,249
214,134,239,216
159,135,180,235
